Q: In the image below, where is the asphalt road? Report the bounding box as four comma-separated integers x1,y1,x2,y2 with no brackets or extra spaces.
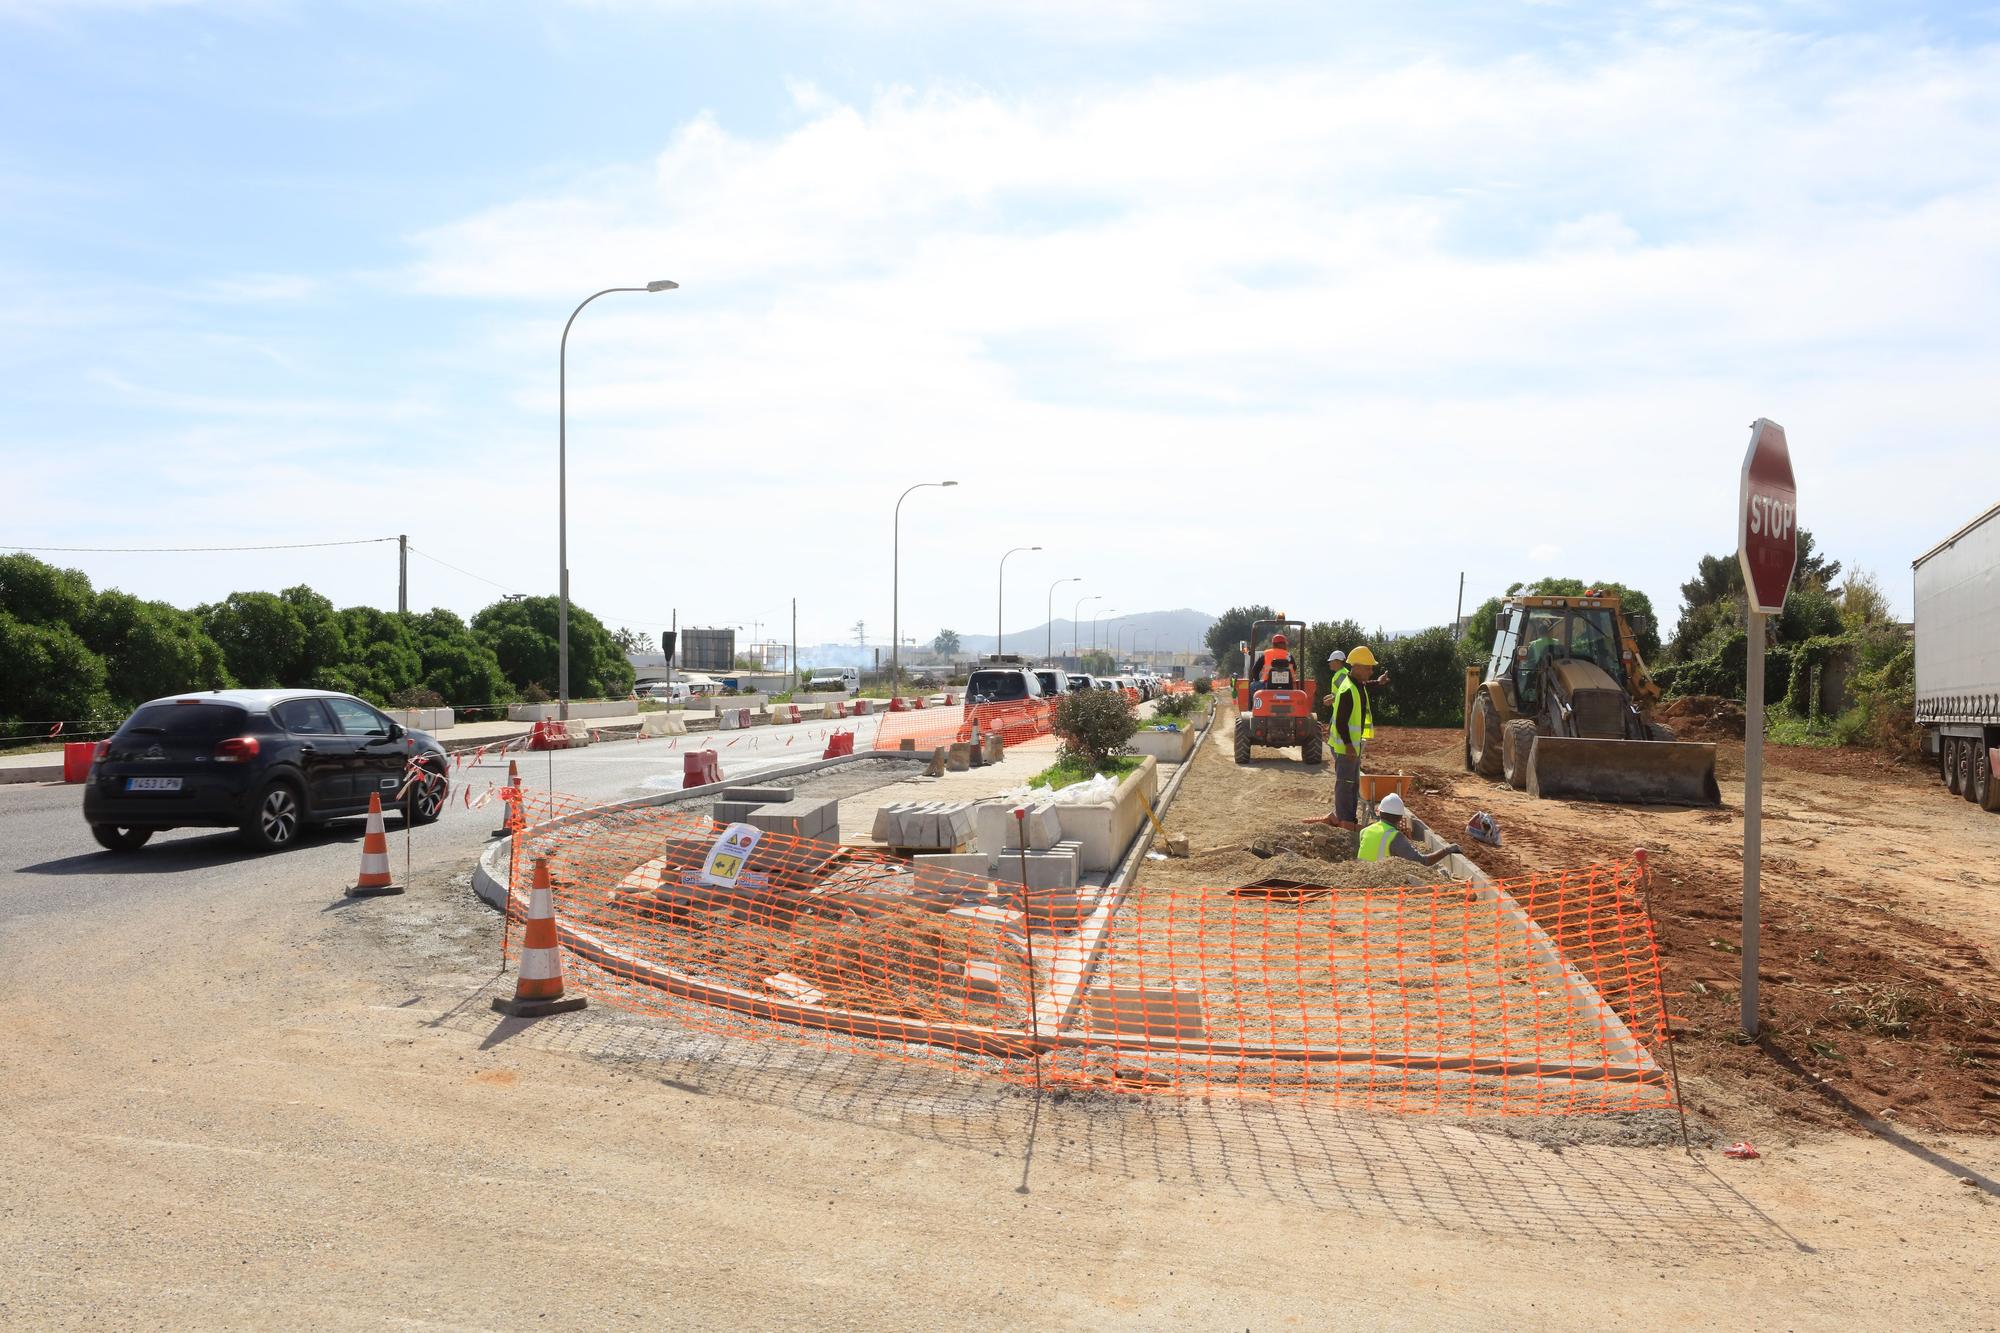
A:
0,710,884,926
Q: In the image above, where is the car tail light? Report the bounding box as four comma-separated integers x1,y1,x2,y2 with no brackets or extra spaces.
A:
93,740,111,763
214,736,261,763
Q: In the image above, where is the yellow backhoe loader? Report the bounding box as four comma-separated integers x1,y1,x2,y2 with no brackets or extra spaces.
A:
1463,591,1720,806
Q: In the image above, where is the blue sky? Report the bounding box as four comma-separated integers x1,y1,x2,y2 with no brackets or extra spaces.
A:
5,1,1998,650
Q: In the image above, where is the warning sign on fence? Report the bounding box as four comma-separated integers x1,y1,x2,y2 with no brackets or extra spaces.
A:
698,822,763,888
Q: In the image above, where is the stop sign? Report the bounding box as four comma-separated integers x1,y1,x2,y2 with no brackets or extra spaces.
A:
1739,417,1797,615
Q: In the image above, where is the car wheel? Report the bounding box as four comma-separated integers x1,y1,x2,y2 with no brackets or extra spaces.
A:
91,824,153,853
241,780,304,851
406,762,447,826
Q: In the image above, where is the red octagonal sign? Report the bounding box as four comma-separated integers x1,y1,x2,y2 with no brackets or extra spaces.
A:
1738,417,1798,615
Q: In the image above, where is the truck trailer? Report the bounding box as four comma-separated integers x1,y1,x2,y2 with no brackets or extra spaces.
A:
1914,501,2000,811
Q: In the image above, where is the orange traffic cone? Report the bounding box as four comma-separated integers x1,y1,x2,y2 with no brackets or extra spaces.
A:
492,857,586,1017
347,792,404,897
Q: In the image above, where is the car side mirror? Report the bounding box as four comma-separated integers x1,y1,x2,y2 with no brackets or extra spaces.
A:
386,721,404,740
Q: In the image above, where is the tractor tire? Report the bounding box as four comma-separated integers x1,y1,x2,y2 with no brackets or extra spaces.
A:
1502,719,1539,791
1946,738,1965,796
1467,694,1504,777
1301,729,1323,766
1233,717,1253,765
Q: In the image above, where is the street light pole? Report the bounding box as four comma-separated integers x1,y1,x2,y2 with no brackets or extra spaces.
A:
559,278,677,722
1092,607,1118,657
1046,577,1080,662
893,480,957,689
996,545,1041,656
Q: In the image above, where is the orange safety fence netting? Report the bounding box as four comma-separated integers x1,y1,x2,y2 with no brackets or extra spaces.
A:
502,789,1677,1117
870,699,1058,753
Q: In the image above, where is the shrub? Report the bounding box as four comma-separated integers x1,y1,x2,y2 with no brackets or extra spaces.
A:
1152,691,1198,720
390,686,446,710
1193,677,1211,695
519,681,551,704
1052,687,1137,770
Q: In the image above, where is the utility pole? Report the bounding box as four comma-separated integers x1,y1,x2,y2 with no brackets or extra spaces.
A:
669,609,677,689
397,534,408,615
1454,571,1465,637
791,598,798,693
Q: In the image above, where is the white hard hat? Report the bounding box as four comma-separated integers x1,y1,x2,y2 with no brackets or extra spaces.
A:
1378,791,1407,818
1328,649,1346,664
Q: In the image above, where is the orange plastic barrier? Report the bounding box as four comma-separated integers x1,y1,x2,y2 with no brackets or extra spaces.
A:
500,789,1677,1117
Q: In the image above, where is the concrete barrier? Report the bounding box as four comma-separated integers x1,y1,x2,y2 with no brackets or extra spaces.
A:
1053,757,1160,872
386,706,455,732
641,712,688,737
1130,726,1196,764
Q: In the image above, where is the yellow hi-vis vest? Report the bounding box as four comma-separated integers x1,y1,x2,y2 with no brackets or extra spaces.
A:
1358,819,1398,862
1329,670,1371,754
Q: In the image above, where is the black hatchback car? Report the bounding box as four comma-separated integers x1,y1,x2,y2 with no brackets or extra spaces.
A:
83,689,451,853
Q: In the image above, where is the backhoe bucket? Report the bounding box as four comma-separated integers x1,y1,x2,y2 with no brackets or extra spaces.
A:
1527,736,1721,806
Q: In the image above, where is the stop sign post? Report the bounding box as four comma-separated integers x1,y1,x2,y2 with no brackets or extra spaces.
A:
1737,418,1797,1037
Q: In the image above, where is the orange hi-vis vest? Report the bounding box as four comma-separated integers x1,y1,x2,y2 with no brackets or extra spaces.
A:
1258,649,1295,689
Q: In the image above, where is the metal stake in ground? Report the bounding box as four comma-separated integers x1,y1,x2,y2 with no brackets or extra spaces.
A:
1013,807,1043,1196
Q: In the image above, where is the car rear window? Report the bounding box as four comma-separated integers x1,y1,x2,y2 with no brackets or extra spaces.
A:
967,671,1031,702
121,702,248,739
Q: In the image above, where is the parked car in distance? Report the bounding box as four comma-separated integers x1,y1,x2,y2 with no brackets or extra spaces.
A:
82,689,451,854
1067,673,1097,693
1033,668,1070,698
964,667,1044,707
635,680,690,701
804,667,860,692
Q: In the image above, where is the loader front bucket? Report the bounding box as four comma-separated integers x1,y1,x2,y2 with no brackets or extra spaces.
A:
1527,736,1721,806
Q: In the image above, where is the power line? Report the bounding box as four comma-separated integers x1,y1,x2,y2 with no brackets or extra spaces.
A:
2,537,397,554
404,544,526,597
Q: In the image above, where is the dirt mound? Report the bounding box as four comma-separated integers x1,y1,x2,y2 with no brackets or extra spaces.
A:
1237,851,1442,889
1656,694,1746,742
1247,822,1357,861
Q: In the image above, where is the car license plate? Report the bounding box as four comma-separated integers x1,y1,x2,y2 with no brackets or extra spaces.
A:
125,776,183,792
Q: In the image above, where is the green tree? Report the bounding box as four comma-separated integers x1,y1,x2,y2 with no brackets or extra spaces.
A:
335,606,423,703
471,595,633,698
86,591,231,707
0,553,97,627
409,609,511,708
201,592,308,688
1373,627,1464,727
931,628,961,655
1204,604,1275,676
281,585,348,681
0,613,112,730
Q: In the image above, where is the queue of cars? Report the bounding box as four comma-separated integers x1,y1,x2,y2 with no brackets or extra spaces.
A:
963,663,1165,706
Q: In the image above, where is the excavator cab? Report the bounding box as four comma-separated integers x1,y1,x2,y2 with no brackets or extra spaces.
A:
1233,617,1322,764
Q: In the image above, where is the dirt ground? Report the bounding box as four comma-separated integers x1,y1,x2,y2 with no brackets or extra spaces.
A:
1156,708,2000,1141
7,746,2000,1327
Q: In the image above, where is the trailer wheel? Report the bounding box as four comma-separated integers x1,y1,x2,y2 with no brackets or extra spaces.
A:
1970,742,1991,808
1982,746,2000,813
1947,737,1967,796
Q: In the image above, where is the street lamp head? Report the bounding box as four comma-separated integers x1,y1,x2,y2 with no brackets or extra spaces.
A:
1031,545,1043,551
646,279,679,292
941,480,959,487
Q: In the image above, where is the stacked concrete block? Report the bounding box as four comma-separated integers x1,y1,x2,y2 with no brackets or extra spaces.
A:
869,800,978,850
711,785,791,826
973,801,1063,855
744,798,839,842
990,839,1083,893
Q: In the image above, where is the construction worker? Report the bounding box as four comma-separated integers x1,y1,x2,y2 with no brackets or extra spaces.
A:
1357,792,1461,866
1254,633,1297,692
1306,646,1365,829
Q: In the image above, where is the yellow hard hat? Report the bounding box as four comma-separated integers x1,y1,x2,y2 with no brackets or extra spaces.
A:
1347,645,1378,667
